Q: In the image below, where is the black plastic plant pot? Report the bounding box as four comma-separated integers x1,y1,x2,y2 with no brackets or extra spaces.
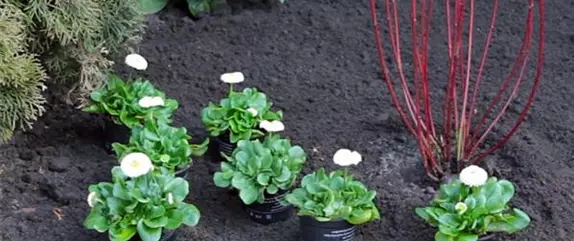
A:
210,131,269,162
299,216,356,241
211,134,236,162
244,189,293,225
174,165,190,179
130,228,177,241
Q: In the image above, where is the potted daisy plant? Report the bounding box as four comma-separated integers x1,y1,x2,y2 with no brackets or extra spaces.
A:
416,165,531,241
111,117,208,178
201,71,283,161
84,152,200,241
82,77,178,150
213,127,306,225
285,149,380,241
83,54,178,151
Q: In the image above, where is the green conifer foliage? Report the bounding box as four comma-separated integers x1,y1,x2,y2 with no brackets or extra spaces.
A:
0,0,144,142
0,2,47,142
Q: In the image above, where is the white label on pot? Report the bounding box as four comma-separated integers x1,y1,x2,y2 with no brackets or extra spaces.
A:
323,226,355,241
266,192,290,212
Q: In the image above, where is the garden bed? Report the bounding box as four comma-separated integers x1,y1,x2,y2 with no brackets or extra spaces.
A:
1,0,573,240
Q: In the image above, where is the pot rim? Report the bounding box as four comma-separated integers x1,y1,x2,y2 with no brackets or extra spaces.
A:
299,215,350,224
174,164,190,174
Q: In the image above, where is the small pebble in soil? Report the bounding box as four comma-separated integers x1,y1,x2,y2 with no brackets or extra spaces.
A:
48,157,71,172
10,199,21,210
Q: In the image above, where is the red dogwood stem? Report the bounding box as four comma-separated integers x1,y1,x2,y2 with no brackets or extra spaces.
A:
368,0,545,180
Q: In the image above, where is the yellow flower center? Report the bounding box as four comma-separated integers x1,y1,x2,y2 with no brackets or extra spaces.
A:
129,160,141,169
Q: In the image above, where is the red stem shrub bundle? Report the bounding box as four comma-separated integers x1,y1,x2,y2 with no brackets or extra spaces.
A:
368,0,545,180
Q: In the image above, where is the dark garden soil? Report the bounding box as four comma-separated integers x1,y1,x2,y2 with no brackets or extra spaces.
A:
1,0,574,240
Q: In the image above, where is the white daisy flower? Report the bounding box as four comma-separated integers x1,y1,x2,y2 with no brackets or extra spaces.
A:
138,96,165,108
459,165,488,187
220,72,245,84
120,152,153,178
333,149,362,166
125,54,148,70
87,192,98,207
259,120,285,132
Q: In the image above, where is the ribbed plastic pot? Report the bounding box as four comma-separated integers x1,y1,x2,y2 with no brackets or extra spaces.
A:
299,216,356,241
210,131,268,162
174,165,190,179
216,135,235,158
209,134,236,162
244,189,293,225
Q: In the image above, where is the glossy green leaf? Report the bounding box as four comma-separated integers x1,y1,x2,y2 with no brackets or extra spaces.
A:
191,138,209,156
179,203,201,226
231,173,251,190
257,173,271,185
109,225,137,241
106,197,124,215
165,210,184,229
275,166,291,182
163,178,189,202
137,219,161,241
213,172,231,187
139,0,169,14
266,184,278,194
144,216,168,228
288,146,305,159
239,186,259,204
485,195,505,213
435,231,453,241
235,151,250,165
455,234,478,241
415,207,434,223
305,183,323,194
113,182,130,200
464,196,476,210
82,104,102,113
84,210,110,232
348,209,374,225
149,205,166,219
438,214,460,227
143,129,161,142
498,180,515,204
486,208,530,233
